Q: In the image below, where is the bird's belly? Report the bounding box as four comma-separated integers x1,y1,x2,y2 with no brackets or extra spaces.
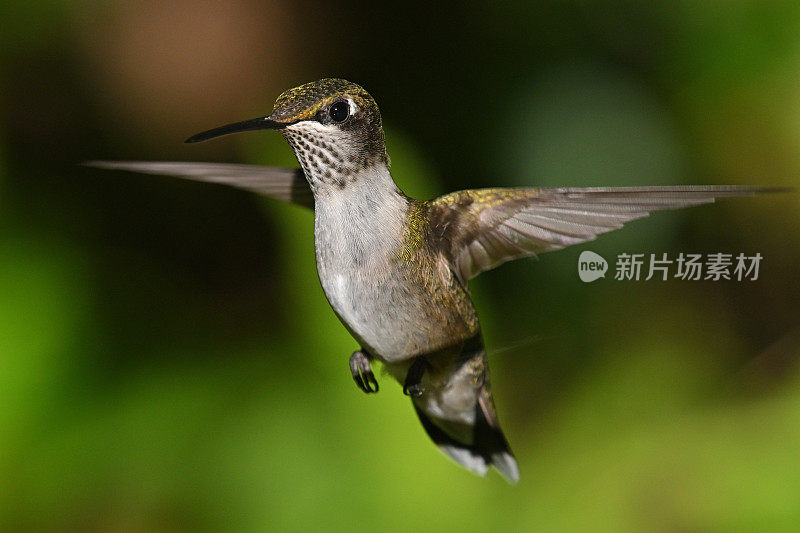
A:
319,269,429,362
316,247,480,364
312,189,477,364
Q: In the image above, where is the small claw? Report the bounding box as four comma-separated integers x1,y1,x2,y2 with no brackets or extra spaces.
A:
352,371,367,393
403,383,423,398
366,370,380,392
349,350,379,394
403,357,428,398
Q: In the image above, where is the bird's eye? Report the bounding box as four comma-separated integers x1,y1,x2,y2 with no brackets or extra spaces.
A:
329,101,350,123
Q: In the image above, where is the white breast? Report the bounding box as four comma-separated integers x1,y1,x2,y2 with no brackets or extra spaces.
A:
313,165,414,362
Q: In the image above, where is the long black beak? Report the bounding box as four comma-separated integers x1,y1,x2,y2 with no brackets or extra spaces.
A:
185,116,286,143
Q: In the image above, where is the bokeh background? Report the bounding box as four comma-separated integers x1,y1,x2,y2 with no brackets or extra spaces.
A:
2,1,800,530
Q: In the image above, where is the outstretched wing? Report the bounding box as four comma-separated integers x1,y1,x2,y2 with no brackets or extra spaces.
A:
85,161,314,209
428,186,778,283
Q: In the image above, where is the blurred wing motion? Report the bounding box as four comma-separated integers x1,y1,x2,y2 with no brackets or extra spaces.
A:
429,186,783,283
86,161,314,209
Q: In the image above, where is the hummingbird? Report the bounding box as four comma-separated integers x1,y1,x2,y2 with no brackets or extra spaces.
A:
89,78,780,483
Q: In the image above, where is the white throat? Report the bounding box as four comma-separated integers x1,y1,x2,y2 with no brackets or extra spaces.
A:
283,121,378,192
313,163,405,236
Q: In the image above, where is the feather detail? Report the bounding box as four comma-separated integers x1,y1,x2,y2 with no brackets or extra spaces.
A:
428,185,785,282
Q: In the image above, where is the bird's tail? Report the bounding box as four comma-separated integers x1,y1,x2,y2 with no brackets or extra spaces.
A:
412,354,519,483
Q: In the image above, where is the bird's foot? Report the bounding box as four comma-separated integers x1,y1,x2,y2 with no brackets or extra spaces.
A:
350,350,379,394
403,357,428,398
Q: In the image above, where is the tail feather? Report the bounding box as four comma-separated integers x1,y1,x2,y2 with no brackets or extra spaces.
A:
476,388,520,483
413,389,519,483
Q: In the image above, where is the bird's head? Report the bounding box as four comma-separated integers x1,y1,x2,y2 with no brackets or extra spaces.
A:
187,78,388,189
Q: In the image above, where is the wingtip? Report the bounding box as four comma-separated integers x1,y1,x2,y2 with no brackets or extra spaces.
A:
84,160,146,172
758,186,795,194
81,161,140,171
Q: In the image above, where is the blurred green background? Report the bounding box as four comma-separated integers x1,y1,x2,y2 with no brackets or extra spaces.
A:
2,1,800,531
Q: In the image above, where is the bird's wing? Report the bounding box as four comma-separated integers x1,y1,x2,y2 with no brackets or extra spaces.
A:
85,161,314,209
428,185,779,283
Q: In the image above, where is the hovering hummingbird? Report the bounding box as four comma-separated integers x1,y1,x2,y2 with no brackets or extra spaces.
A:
89,78,779,483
